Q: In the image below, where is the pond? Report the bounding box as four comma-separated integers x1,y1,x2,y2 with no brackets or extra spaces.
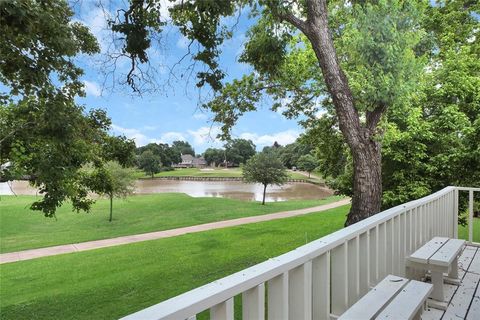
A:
1,179,333,202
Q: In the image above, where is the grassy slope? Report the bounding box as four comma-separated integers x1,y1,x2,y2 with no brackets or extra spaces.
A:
0,205,349,320
0,194,343,253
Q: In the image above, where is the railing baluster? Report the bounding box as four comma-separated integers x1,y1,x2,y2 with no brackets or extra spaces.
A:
399,212,406,276
359,231,370,295
469,190,474,243
210,298,234,320
454,189,459,238
312,252,330,320
289,261,312,320
378,223,387,279
347,237,360,306
331,241,348,316
242,284,265,320
268,273,288,319
386,219,393,274
369,226,378,285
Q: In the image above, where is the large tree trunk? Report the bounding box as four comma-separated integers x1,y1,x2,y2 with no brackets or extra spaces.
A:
280,0,384,225
349,137,382,226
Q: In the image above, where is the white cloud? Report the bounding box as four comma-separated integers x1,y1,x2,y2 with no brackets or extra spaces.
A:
111,124,151,146
160,131,186,143
176,35,190,49
83,80,101,97
239,130,300,147
188,126,222,145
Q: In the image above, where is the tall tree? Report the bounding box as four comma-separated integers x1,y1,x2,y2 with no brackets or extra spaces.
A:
0,0,122,216
297,154,319,178
225,139,256,165
243,152,288,205
109,0,426,225
171,140,195,157
138,150,162,178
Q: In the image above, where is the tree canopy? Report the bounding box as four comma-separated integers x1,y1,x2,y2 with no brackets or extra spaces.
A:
243,151,288,205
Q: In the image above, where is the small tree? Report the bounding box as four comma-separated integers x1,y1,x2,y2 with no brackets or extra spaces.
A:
297,154,319,178
243,152,288,205
138,150,161,178
87,161,136,222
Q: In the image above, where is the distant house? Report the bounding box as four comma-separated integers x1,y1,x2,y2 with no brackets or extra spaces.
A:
174,154,207,168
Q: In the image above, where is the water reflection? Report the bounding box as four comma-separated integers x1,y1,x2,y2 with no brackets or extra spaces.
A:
1,179,333,202
135,179,333,202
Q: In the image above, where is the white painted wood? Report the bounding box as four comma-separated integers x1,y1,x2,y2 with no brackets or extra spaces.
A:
288,261,312,320
378,222,387,279
466,277,480,320
408,237,448,264
338,275,408,320
242,284,264,320
386,219,393,274
331,242,348,316
120,187,476,320
267,273,288,320
400,212,406,277
454,189,458,239
443,272,480,319
429,239,465,267
369,226,378,285
359,232,370,296
186,316,196,320
312,253,330,320
210,298,234,320
469,247,480,274
469,190,474,243
376,280,433,320
347,237,359,306
458,246,477,279
430,271,445,302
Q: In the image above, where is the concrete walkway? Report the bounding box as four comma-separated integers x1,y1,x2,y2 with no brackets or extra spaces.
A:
0,198,350,264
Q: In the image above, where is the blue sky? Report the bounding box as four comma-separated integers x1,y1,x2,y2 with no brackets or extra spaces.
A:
72,1,303,153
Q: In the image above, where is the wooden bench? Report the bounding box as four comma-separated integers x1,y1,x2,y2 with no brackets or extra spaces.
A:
406,237,465,309
338,275,432,320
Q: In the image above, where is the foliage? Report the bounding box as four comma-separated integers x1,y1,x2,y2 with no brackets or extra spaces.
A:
84,161,136,222
136,142,181,167
243,151,288,204
138,150,162,178
171,140,195,156
296,154,319,178
225,139,256,165
102,135,137,167
0,0,134,217
203,148,225,167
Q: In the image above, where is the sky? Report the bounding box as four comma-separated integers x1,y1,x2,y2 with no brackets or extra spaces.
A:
72,1,304,153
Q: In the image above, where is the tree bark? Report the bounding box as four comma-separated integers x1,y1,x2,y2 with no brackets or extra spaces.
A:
280,0,384,225
262,184,267,205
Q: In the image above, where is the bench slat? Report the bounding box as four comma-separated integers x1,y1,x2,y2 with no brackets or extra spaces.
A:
429,239,465,267
338,275,408,320
376,280,433,320
409,237,449,264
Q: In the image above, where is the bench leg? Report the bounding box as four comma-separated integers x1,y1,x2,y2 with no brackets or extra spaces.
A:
448,256,458,279
430,271,444,302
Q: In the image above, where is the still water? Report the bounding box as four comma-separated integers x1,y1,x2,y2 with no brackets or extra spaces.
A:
1,179,333,202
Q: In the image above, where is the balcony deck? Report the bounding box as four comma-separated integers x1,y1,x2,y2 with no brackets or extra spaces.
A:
423,244,480,320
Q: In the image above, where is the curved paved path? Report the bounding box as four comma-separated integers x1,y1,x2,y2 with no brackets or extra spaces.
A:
0,198,350,264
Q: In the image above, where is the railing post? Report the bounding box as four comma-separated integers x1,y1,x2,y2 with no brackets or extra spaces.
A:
454,189,458,239
469,190,474,244
210,298,234,320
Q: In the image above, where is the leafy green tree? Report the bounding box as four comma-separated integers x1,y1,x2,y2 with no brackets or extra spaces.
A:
203,148,225,167
297,154,319,178
136,142,181,167
0,0,119,216
102,135,136,167
225,139,256,165
86,161,136,222
108,0,426,225
138,150,161,178
172,141,195,157
243,152,288,205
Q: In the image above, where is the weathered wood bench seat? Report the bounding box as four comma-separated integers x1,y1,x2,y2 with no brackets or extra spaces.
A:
338,275,432,320
406,237,465,309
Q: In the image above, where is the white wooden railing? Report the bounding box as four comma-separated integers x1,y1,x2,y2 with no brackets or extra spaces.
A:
121,186,479,320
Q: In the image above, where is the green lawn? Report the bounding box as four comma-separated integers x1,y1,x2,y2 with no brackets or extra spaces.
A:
0,194,344,253
136,167,314,180
458,217,480,242
0,205,349,320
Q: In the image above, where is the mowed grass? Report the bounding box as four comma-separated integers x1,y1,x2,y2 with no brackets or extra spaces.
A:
0,205,349,320
0,194,344,253
458,217,480,242
135,167,312,180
